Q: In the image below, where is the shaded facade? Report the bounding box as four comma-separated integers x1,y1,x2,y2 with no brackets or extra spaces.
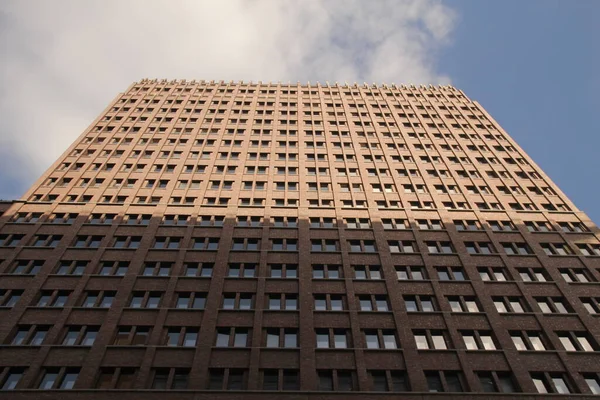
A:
0,79,599,398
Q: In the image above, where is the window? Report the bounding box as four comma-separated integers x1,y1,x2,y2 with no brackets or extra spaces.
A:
380,218,407,230
517,267,549,282
315,328,350,349
556,331,596,351
0,234,24,247
558,221,589,233
493,296,527,313
207,368,247,390
310,239,339,252
312,264,342,279
345,218,372,229
197,215,225,226
62,326,98,346
161,214,189,226
97,260,129,276
9,259,44,275
369,370,410,392
11,212,43,223
478,266,510,281
113,326,151,345
1,367,26,390
541,243,574,256
72,235,104,248
535,297,570,314
488,220,516,231
192,237,220,250
38,367,80,389
165,326,199,347
314,294,345,311
418,219,444,230
0,289,23,307
502,242,534,255
268,263,297,278
524,220,554,232
141,262,172,277
55,260,87,275
425,370,464,392
270,238,298,251
222,293,254,310
464,241,495,254
79,290,115,308
182,262,213,277
129,292,162,308
261,369,299,391
531,372,573,394
576,243,600,256
426,241,455,254
453,220,482,231
436,266,466,281
151,368,189,389
364,329,398,349
317,370,356,391
11,325,49,345
225,262,255,278
461,330,497,350
358,295,390,312
88,213,116,224
265,328,298,348
309,217,336,228
510,331,548,351
583,373,600,394
267,294,298,310
30,234,62,248
402,294,436,312
477,371,518,393
174,292,206,309
447,296,481,312
94,366,138,389
50,213,78,224
559,268,593,283
352,265,382,279
231,238,260,251
112,236,141,249
152,237,181,249
123,214,151,225
215,328,250,347
270,216,296,227
396,266,426,280
414,330,449,350
388,240,416,253
36,290,70,307
348,240,376,252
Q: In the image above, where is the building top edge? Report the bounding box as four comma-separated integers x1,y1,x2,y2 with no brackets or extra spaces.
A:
132,78,457,90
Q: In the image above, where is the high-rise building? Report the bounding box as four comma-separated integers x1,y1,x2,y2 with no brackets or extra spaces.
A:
0,79,599,398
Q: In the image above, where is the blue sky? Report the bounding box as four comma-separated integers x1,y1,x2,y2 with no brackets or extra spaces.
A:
0,0,598,223
441,0,600,223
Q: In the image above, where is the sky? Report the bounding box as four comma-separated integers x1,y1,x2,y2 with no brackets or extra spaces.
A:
0,0,598,223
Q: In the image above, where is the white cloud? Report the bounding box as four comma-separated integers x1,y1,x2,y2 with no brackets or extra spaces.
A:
0,0,456,197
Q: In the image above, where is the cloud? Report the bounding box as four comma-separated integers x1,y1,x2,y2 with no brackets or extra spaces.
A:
0,0,456,198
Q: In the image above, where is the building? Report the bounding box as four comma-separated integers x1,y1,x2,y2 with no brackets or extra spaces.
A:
0,79,599,398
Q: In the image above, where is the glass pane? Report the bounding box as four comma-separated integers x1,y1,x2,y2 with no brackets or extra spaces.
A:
432,335,446,349
415,335,428,349
463,335,477,350
2,372,22,390
479,374,496,392
512,336,527,351
59,372,78,389
39,372,58,389
284,333,297,348
552,377,570,394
